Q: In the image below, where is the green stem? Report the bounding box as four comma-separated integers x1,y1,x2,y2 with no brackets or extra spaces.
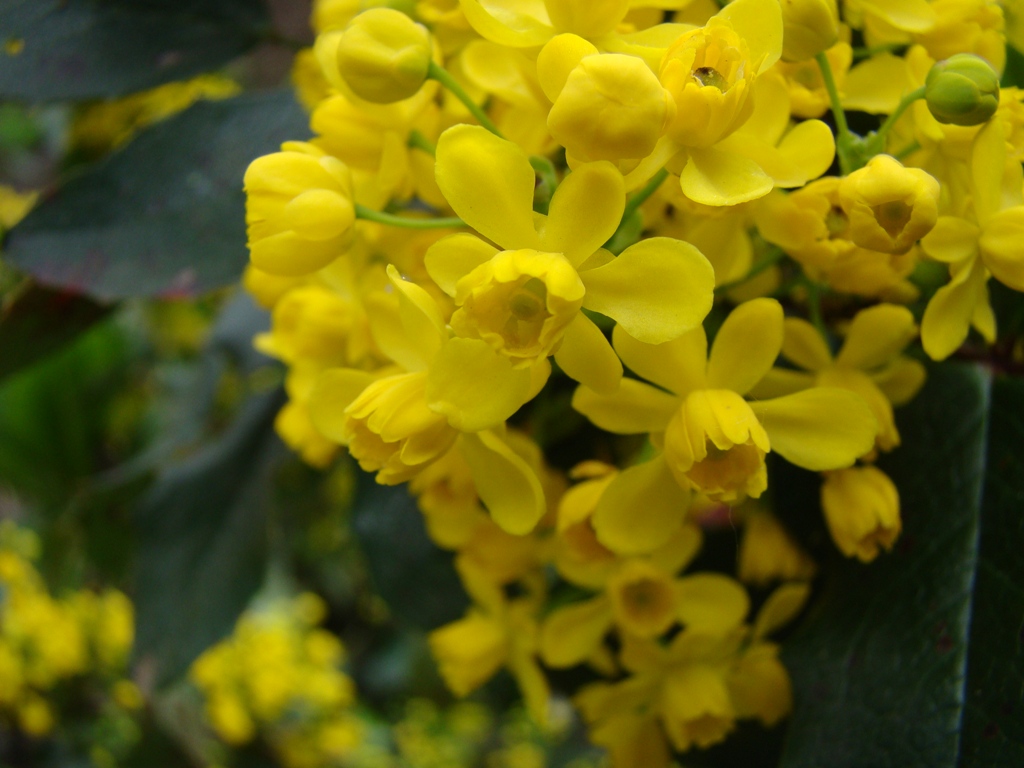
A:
870,86,926,153
804,278,829,340
816,52,856,175
852,43,905,61
355,204,465,229
428,61,503,138
408,129,436,156
715,248,786,295
895,140,922,161
622,168,669,223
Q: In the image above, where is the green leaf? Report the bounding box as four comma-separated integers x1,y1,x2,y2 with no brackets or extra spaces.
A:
777,363,1024,767
0,0,268,101
5,90,308,300
351,473,468,630
958,375,1024,765
133,386,285,686
0,283,113,384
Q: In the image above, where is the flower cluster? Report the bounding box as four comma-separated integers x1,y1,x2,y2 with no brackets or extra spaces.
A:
190,593,363,768
0,523,138,740
242,0,1022,763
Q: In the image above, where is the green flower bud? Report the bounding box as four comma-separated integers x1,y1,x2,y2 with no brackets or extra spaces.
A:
334,8,433,103
924,54,1000,127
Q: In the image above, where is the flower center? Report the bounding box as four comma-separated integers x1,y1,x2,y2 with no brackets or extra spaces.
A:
692,66,728,91
872,200,913,239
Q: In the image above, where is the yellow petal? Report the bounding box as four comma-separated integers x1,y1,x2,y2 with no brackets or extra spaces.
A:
749,368,817,399
706,298,783,395
753,582,811,640
307,368,379,442
681,146,774,207
859,0,936,32
459,0,553,47
872,357,927,406
970,119,1008,225
757,119,836,188
980,206,1024,292
920,216,980,263
716,0,783,73
613,325,708,396
581,237,715,343
572,379,679,434
750,388,878,470
593,456,691,555
540,596,613,667
542,162,625,267
842,54,912,114
675,573,750,633
435,124,541,250
386,264,445,366
781,318,832,372
553,313,623,394
921,258,988,360
426,338,534,431
250,231,341,276
836,304,917,370
425,234,499,296
460,430,547,535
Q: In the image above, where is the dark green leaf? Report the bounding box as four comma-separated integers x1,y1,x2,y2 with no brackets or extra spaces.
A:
1002,44,1024,89
133,386,285,686
5,90,308,300
352,473,468,630
0,0,268,101
779,364,992,768
0,283,113,384
958,375,1024,766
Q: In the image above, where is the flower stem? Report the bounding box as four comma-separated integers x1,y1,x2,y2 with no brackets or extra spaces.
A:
428,61,503,138
622,168,669,223
803,277,830,340
816,52,856,175
355,204,465,229
408,129,436,156
869,86,926,154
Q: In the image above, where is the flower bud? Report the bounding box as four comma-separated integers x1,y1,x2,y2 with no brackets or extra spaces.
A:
333,8,433,103
924,53,1000,127
780,0,839,62
547,53,673,162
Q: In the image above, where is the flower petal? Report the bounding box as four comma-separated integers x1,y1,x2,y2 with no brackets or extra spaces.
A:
307,368,379,442
435,124,541,250
750,388,878,470
593,456,691,555
426,338,534,431
980,206,1024,292
781,318,832,372
921,258,988,360
542,162,625,267
581,237,714,343
460,429,547,535
716,0,783,74
872,358,927,406
836,304,917,370
540,596,613,668
460,0,553,47
859,0,936,32
554,313,623,394
706,298,784,395
842,54,912,114
675,573,750,634
920,216,981,263
752,582,811,640
572,379,679,434
613,325,708,396
425,233,500,296
681,146,775,207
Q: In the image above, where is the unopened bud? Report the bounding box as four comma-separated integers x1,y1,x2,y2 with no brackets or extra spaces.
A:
333,8,433,103
925,53,1000,126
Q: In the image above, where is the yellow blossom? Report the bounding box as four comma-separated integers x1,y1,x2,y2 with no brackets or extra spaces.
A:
821,465,902,561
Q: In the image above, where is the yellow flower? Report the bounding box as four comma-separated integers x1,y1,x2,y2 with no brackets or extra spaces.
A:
837,154,940,254
427,124,714,393
572,299,878,554
737,507,817,586
753,304,927,454
244,142,356,276
920,118,1024,358
821,465,902,561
